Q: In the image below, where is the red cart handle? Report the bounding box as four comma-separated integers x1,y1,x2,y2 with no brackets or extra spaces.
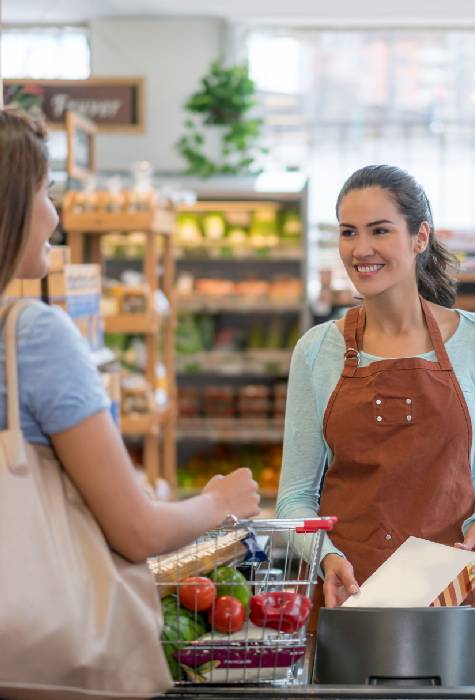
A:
295,516,338,533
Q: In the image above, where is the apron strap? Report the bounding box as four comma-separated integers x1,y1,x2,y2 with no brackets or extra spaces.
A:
342,305,364,377
342,297,452,374
420,297,452,370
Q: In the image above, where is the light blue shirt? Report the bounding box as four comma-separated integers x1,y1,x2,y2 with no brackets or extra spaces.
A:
0,301,110,445
277,309,475,569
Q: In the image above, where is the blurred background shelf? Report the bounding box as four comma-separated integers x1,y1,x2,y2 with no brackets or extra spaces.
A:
177,418,285,442
177,296,302,313
176,349,292,377
103,312,163,334
121,405,172,436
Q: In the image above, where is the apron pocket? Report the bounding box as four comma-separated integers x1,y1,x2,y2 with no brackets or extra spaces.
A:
373,394,415,427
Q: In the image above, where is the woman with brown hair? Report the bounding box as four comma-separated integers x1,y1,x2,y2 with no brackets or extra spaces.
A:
278,164,475,611
0,108,259,697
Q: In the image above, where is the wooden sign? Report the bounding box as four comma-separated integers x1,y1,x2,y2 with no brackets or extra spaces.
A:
66,111,96,181
3,77,144,133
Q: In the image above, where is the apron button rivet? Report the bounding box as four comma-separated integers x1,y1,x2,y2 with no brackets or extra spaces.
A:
385,533,392,541
376,416,383,422
406,415,412,422
376,399,382,405
406,398,412,405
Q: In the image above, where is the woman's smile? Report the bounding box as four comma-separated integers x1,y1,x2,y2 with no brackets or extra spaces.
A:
354,263,385,277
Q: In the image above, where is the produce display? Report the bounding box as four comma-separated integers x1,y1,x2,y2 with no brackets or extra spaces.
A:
176,274,302,301
176,443,282,493
175,313,299,355
175,205,302,256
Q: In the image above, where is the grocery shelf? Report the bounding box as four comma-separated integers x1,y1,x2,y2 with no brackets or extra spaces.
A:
62,206,175,235
63,191,178,488
175,248,302,262
177,418,284,442
103,312,162,334
121,405,171,436
177,295,302,313
456,295,475,311
176,349,292,376
457,273,475,283
178,200,279,213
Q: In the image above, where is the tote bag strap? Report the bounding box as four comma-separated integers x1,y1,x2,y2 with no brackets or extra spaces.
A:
0,299,33,472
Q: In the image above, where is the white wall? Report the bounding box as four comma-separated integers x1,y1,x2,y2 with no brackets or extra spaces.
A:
90,17,224,172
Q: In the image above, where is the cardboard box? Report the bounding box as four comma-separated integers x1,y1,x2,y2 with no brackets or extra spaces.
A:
342,536,475,608
46,264,103,351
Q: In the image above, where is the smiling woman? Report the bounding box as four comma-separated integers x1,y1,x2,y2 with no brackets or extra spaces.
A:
277,163,475,622
336,165,458,309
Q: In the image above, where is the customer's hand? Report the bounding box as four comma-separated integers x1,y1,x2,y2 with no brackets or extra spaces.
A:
454,522,475,551
202,468,260,521
322,553,359,607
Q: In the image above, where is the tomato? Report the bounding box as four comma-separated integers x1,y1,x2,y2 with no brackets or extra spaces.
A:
208,595,246,634
178,576,216,612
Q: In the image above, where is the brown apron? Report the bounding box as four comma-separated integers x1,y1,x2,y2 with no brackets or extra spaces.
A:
314,297,475,615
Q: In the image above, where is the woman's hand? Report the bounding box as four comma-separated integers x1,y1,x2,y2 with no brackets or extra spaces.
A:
322,553,359,607
202,468,260,521
454,522,475,551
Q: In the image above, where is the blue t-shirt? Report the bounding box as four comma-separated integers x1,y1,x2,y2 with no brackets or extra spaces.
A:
0,301,110,446
277,309,475,567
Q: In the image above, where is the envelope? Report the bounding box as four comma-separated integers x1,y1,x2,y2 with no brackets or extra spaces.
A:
342,536,475,608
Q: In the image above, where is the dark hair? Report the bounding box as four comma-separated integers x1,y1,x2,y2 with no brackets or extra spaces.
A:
0,107,48,294
336,164,458,308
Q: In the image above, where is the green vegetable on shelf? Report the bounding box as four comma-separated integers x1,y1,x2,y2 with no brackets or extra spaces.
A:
177,213,202,246
202,213,226,241
266,318,285,349
280,209,302,245
175,314,203,354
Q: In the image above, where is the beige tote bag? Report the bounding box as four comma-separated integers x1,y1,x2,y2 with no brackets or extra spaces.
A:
0,301,172,700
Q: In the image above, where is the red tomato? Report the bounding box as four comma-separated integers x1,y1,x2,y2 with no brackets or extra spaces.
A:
179,576,216,612
208,595,246,633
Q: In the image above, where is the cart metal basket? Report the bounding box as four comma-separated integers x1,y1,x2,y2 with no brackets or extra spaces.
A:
149,516,336,686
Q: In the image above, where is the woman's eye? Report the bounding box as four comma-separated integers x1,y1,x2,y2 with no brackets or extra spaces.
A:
373,228,388,235
340,229,355,238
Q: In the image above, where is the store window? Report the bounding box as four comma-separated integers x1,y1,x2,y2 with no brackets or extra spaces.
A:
2,26,90,79
245,28,475,232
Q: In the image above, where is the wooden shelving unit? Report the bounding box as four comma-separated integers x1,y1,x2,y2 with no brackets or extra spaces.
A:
163,175,308,503
62,192,177,488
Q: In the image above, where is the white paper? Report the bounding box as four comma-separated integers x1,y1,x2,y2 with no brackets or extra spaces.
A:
342,536,475,608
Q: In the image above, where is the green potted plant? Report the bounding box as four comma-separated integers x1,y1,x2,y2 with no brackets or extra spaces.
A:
176,60,266,178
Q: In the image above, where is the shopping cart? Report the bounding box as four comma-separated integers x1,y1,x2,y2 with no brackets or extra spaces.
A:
148,516,336,687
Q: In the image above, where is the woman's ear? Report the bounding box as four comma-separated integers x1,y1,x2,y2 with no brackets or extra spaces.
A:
414,222,430,254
